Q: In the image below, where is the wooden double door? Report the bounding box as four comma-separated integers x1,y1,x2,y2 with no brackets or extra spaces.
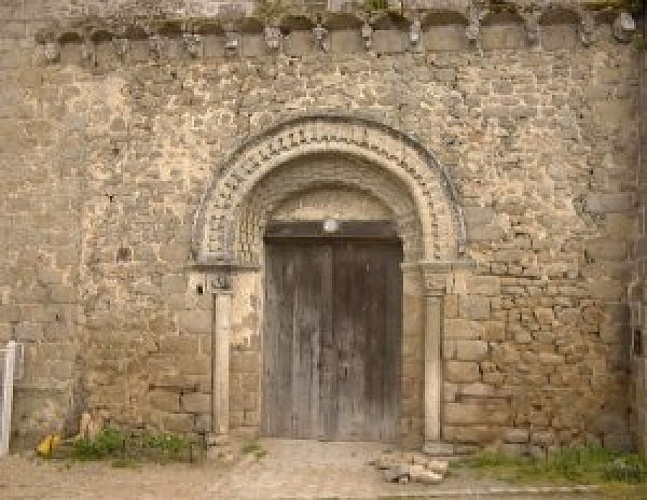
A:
262,232,402,441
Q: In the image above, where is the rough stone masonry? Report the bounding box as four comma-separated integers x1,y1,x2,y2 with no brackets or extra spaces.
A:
0,0,646,457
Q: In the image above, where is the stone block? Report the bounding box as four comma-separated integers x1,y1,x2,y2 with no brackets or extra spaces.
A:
424,25,467,51
483,321,506,341
161,274,187,293
586,193,634,213
453,340,489,362
14,322,44,341
481,24,525,50
372,30,406,54
177,355,210,376
444,402,509,425
178,310,211,334
587,280,623,301
330,30,362,53
504,428,529,444
443,425,501,444
586,239,627,261
445,319,484,339
181,392,211,414
466,276,500,295
445,361,481,383
149,390,180,413
459,296,490,320
161,413,195,433
534,307,554,324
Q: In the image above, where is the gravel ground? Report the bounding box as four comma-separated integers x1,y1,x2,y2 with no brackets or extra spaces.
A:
0,439,603,499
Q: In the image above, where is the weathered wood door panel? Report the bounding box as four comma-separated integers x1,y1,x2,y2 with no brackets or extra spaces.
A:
262,237,402,441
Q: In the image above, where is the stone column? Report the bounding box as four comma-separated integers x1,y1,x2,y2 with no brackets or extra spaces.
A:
420,263,452,455
210,272,232,435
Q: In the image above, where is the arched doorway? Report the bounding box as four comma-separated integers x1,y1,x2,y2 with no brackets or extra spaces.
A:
191,113,466,448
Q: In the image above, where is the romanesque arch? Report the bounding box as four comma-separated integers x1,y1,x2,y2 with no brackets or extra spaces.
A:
191,112,466,266
194,113,469,449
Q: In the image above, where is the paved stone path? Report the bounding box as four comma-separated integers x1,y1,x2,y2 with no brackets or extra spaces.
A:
0,439,602,499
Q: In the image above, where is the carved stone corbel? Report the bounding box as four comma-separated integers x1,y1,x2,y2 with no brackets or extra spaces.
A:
149,34,166,59
183,33,202,57
466,0,488,49
521,9,541,48
361,21,373,51
264,24,282,51
43,41,60,64
409,17,422,50
81,38,95,65
312,23,330,52
578,9,596,47
112,37,129,60
613,12,636,44
224,25,240,56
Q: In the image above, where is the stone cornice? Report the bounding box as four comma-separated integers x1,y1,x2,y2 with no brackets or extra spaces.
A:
34,1,640,64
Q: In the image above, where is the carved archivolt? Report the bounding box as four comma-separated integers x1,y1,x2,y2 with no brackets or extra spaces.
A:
237,156,423,264
192,113,467,266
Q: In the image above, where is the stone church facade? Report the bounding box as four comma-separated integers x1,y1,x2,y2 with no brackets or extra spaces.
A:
1,0,647,456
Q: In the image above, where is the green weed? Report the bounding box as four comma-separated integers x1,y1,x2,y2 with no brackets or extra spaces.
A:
242,440,268,460
459,446,647,487
65,427,197,464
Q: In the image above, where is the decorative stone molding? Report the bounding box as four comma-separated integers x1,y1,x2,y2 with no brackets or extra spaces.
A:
192,112,467,266
34,4,637,66
238,156,423,264
613,12,636,44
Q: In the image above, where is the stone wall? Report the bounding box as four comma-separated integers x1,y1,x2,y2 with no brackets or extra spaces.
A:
630,8,647,458
0,1,643,451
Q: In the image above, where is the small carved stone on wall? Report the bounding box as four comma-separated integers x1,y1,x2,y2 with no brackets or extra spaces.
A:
81,39,95,65
409,17,422,50
466,0,488,48
264,24,282,51
183,33,202,57
209,273,232,292
522,9,541,47
361,21,373,51
112,37,129,59
224,28,240,55
43,41,60,63
578,10,596,47
312,23,329,52
613,12,636,44
149,35,166,59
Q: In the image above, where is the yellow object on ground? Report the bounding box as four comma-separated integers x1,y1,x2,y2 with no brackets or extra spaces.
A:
36,434,61,457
